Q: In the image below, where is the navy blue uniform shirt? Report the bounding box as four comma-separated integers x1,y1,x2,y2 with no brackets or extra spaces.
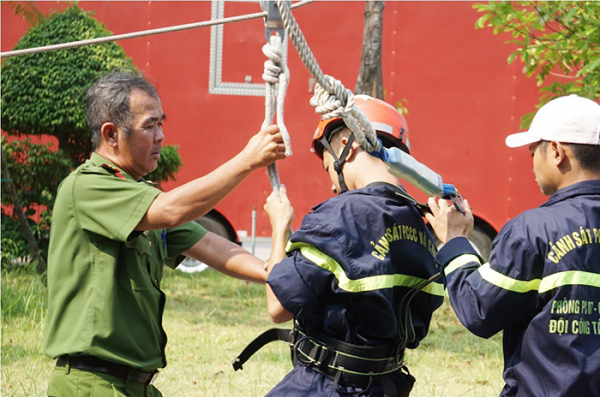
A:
436,180,600,397
267,183,444,396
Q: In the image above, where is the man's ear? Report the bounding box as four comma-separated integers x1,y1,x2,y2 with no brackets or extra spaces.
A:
339,136,357,162
551,140,567,166
101,122,119,148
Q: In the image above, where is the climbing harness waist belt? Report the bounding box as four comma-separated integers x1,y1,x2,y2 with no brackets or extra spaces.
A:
292,327,405,389
56,355,159,385
232,325,408,387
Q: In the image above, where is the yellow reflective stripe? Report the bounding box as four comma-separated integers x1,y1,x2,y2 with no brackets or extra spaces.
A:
477,263,541,293
287,241,445,297
420,280,445,296
539,271,600,293
440,250,600,294
445,254,481,276
447,261,600,294
479,267,600,293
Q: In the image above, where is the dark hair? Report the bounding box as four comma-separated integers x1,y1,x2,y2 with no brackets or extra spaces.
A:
539,140,600,172
86,69,160,150
568,143,600,172
327,125,353,153
313,120,352,157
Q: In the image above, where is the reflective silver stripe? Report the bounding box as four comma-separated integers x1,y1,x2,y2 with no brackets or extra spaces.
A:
371,122,393,135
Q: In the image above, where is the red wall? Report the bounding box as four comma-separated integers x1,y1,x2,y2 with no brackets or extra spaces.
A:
2,1,545,236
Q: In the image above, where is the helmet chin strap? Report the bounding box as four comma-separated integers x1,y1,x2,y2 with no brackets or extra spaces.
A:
319,133,355,195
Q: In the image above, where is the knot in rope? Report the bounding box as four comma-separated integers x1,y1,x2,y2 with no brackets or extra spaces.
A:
309,75,380,153
276,0,379,153
309,75,354,120
262,39,283,84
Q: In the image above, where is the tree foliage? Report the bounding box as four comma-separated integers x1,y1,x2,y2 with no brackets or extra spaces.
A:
146,145,183,187
1,5,132,164
1,138,72,212
5,1,44,27
1,5,183,267
474,2,600,127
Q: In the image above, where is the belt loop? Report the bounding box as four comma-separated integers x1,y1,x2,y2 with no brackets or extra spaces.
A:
65,356,71,375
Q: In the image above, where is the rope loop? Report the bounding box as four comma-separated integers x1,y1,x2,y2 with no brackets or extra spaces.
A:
309,76,380,153
349,106,381,152
262,33,292,196
262,36,283,84
309,75,353,120
277,0,380,153
262,34,292,157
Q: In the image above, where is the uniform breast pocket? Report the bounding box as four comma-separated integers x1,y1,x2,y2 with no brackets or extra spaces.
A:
121,236,156,292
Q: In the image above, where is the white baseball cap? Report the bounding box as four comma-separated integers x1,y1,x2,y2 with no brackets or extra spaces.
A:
505,94,600,148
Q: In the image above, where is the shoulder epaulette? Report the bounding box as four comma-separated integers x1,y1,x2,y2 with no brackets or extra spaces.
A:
101,163,126,180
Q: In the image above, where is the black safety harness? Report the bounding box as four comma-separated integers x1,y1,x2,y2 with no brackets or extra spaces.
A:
317,127,356,194
233,186,441,396
233,321,415,396
237,115,441,391
233,272,441,396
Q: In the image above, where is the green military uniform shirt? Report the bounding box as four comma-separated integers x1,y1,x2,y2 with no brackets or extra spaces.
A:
43,153,207,371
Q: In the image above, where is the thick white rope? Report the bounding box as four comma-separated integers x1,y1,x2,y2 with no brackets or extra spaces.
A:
262,34,292,196
0,0,314,59
276,0,381,153
262,35,292,156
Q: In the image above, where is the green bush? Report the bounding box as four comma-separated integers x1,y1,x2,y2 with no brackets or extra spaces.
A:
1,5,183,269
146,145,184,186
1,5,132,164
1,215,32,268
1,138,72,211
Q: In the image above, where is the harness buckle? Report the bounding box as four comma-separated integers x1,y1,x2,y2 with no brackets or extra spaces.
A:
395,341,407,367
330,350,341,369
293,336,330,368
333,371,373,397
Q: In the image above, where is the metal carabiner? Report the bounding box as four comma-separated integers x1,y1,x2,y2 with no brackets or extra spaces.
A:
442,183,465,215
260,0,286,41
450,194,465,215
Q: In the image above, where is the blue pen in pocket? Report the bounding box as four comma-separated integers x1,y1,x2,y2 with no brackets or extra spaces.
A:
161,229,166,251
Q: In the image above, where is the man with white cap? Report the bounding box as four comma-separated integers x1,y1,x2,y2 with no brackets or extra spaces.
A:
425,94,600,396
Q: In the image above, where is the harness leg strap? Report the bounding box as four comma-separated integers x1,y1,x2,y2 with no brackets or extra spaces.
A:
381,366,415,397
232,328,292,371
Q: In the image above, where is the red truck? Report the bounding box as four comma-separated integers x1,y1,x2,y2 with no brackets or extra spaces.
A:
1,1,545,261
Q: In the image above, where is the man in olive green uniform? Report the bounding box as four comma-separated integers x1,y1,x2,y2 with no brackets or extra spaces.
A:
43,70,287,396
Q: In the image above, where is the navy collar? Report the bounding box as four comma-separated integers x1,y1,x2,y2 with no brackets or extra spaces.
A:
542,180,600,207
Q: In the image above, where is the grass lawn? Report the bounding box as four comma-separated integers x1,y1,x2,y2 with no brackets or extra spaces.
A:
2,266,504,396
